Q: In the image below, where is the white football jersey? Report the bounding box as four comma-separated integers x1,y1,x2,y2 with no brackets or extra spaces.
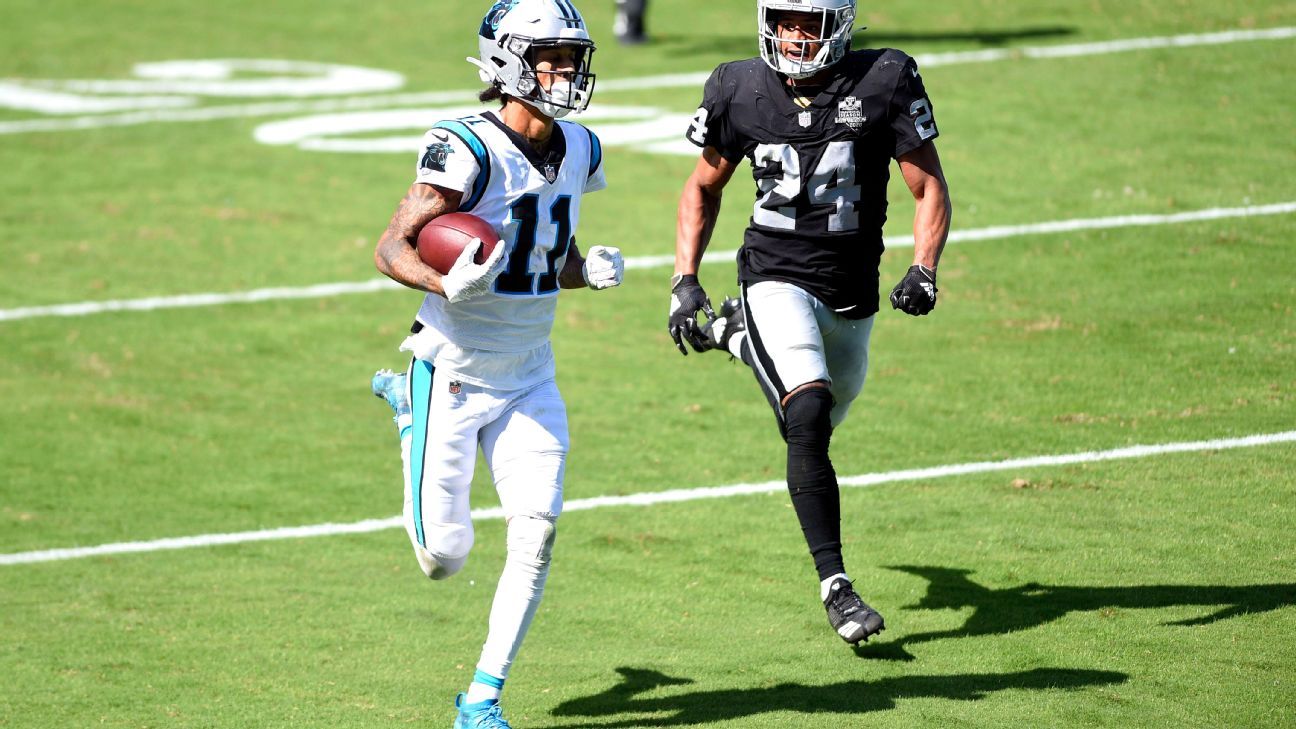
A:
406,110,606,388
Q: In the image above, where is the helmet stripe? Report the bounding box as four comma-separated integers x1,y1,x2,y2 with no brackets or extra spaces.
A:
553,0,582,28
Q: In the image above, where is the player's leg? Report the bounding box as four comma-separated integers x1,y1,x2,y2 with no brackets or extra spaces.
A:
614,0,647,44
819,313,875,428
742,281,883,644
742,281,841,567
404,358,484,580
813,309,885,643
458,380,567,716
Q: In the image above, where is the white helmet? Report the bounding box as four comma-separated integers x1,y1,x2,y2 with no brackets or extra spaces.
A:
757,0,856,79
469,0,597,118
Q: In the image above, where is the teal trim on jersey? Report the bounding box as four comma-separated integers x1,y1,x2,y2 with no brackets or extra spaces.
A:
409,357,435,548
472,669,505,689
586,127,602,179
433,119,491,213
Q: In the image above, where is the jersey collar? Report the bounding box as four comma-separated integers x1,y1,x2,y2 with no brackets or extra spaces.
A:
482,111,567,183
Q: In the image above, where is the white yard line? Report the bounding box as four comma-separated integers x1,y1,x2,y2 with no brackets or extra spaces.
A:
2,201,1292,324
3,430,1293,566
0,26,1290,136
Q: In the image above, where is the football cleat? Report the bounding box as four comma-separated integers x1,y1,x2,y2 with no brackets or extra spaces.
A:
824,578,885,645
371,369,410,418
453,694,513,729
701,296,745,352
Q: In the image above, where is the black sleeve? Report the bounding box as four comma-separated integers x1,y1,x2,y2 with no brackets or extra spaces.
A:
684,64,743,162
890,57,939,158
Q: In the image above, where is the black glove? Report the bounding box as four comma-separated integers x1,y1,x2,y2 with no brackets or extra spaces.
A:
668,274,716,355
889,264,938,316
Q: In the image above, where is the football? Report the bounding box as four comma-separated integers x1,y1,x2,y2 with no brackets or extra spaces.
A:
416,212,502,275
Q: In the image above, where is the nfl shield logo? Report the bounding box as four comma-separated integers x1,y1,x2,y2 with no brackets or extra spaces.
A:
448,381,462,395
543,164,557,183
798,111,812,128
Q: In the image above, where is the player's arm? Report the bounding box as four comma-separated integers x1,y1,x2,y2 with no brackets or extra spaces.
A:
890,141,951,316
373,182,462,297
675,146,738,277
669,146,738,353
558,241,586,289
899,141,951,271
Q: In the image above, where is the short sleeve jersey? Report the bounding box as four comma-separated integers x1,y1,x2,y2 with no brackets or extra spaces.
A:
686,49,938,318
405,111,605,388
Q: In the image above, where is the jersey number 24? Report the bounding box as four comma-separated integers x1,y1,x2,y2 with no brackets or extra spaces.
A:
753,142,861,232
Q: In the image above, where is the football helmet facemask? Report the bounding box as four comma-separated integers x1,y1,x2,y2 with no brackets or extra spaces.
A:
757,0,856,79
470,0,597,118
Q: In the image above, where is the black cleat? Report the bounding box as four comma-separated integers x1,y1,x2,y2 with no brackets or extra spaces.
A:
824,578,885,645
700,296,745,352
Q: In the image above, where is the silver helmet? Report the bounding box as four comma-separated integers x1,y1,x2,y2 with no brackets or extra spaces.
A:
757,0,856,79
469,0,597,118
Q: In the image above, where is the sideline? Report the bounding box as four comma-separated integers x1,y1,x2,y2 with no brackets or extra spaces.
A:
2,429,1293,566
2,201,1293,323
0,26,1291,136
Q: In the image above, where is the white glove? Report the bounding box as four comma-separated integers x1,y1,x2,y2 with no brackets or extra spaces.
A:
582,245,624,290
442,238,506,303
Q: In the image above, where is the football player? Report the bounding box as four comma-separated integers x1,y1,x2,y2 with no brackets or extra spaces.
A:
369,1,623,726
668,0,952,646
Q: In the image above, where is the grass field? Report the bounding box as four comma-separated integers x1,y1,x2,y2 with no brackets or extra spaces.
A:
2,0,1294,727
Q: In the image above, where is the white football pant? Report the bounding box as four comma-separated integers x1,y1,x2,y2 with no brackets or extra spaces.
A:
741,280,874,426
398,356,567,679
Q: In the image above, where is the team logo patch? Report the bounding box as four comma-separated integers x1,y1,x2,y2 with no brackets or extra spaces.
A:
420,142,454,173
480,0,521,40
448,380,463,395
797,110,812,128
835,96,867,131
543,163,557,183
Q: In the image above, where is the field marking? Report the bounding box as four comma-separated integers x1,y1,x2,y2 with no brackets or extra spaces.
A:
2,201,1293,324
0,26,1290,136
3,430,1293,567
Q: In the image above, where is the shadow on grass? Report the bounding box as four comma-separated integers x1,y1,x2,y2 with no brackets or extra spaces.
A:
549,665,1124,727
855,566,1296,661
655,26,1076,57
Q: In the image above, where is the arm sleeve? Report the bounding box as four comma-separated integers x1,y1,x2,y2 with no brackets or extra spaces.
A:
684,64,743,163
413,126,480,193
584,127,607,194
890,57,940,159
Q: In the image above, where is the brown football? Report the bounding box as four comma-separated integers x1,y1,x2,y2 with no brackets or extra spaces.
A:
416,213,502,275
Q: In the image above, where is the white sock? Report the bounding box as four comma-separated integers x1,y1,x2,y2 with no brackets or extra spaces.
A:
820,572,849,602
727,330,747,359
464,669,504,704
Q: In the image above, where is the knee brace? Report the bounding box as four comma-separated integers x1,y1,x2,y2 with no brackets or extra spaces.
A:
782,385,834,452
781,385,844,580
416,521,474,581
507,515,557,570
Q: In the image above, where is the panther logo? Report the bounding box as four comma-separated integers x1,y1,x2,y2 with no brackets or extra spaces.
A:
480,0,522,40
420,142,454,173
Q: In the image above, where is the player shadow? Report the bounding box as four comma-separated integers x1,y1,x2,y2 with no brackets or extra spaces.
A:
547,665,1126,727
855,565,1296,662
659,26,1076,56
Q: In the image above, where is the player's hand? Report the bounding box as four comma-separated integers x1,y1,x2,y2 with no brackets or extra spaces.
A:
668,274,715,355
889,264,938,316
583,245,624,290
442,238,506,303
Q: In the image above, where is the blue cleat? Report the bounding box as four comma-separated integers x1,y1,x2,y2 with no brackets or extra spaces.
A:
371,369,410,417
453,694,512,729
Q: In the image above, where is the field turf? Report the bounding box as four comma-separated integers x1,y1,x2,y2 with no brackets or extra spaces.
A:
1,0,1293,726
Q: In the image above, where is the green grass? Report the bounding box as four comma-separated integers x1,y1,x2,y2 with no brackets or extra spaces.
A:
2,0,1294,726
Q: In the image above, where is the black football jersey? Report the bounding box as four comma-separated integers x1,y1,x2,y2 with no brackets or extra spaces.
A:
685,49,939,318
